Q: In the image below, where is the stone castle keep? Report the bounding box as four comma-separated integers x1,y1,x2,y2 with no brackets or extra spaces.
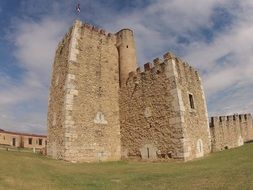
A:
47,20,253,162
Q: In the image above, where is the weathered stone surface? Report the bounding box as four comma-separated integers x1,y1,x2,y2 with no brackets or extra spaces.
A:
140,144,158,160
210,114,253,152
47,20,130,162
120,54,211,161
47,20,253,163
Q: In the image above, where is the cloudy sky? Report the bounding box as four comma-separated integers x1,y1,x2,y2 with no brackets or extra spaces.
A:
0,0,253,134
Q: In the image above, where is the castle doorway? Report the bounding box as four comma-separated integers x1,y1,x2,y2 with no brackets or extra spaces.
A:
140,144,157,160
12,138,16,146
147,147,150,158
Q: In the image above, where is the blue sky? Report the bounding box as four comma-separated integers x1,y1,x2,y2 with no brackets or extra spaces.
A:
0,0,253,134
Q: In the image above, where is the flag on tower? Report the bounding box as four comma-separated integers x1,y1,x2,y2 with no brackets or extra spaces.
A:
76,3,80,13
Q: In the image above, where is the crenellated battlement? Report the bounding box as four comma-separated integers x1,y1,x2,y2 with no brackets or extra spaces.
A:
174,56,200,82
120,50,212,160
125,60,162,84
49,19,252,162
125,51,201,85
210,113,252,127
210,113,253,152
81,22,116,39
56,20,117,53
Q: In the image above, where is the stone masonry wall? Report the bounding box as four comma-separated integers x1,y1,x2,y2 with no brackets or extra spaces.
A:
210,114,253,152
172,54,211,160
0,131,47,149
47,26,72,159
0,132,21,147
48,20,142,162
120,53,185,160
64,22,121,162
120,52,211,161
49,20,252,163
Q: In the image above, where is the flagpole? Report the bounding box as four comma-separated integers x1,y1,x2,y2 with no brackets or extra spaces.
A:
75,2,81,21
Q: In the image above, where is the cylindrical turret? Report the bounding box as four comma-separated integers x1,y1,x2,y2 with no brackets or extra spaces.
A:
116,29,137,86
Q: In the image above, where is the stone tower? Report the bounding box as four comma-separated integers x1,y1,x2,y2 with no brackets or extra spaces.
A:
119,53,211,161
48,20,213,162
47,20,137,162
116,29,137,86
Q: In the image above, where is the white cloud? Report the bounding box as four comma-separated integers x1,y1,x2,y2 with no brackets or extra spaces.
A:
0,18,69,134
14,18,69,83
1,0,253,134
106,0,253,115
102,0,232,64
181,3,253,115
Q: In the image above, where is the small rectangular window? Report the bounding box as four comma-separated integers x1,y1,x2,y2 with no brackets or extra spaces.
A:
189,94,195,109
39,139,43,145
28,138,33,145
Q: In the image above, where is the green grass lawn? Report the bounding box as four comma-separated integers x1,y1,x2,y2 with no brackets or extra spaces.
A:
0,143,253,190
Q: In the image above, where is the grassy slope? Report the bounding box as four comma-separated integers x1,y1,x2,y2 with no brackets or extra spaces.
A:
0,143,253,190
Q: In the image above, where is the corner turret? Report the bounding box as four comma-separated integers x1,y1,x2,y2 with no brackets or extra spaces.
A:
116,29,137,86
